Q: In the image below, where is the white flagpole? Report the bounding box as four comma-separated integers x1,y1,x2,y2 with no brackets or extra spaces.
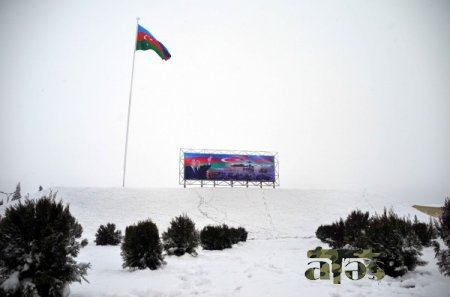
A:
122,17,140,187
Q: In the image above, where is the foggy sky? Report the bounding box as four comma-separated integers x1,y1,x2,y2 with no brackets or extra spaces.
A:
1,0,449,203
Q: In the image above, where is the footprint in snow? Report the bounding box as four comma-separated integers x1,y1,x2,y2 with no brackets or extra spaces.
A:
194,278,211,286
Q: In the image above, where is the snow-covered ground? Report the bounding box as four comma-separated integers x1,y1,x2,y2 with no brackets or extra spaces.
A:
2,188,449,297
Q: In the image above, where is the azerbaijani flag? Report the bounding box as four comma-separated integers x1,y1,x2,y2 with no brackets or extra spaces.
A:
136,24,171,61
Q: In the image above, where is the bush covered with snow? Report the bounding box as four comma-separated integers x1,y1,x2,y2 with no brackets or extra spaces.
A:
316,210,370,249
0,193,89,297
315,208,426,277
230,227,248,244
11,183,21,202
412,216,435,247
95,223,122,246
316,218,345,248
200,224,233,250
162,214,199,256
121,219,164,270
368,209,425,277
238,227,248,242
433,197,450,277
343,210,370,247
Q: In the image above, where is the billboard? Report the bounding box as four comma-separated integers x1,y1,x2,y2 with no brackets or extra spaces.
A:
183,152,276,182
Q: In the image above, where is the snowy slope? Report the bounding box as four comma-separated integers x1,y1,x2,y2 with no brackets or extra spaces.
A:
2,188,449,297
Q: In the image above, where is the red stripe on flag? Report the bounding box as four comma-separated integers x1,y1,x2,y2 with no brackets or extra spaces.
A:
136,32,169,59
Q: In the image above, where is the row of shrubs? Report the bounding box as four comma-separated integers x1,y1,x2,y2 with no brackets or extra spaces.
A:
315,208,436,277
0,195,248,297
1,192,448,297
95,214,248,270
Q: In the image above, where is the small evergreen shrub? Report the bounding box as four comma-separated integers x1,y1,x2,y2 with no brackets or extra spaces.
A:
316,210,369,249
412,216,434,247
121,219,164,270
0,193,89,297
237,227,248,242
315,208,426,277
343,210,370,248
200,224,232,250
229,228,240,244
95,223,122,246
229,227,248,244
11,183,21,201
315,219,345,249
433,197,450,277
162,214,199,256
367,209,424,277
412,222,432,247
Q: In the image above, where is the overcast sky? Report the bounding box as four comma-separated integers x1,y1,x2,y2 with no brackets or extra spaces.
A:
1,0,449,203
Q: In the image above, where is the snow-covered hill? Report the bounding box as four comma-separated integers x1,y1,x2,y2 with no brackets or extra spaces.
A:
2,188,449,297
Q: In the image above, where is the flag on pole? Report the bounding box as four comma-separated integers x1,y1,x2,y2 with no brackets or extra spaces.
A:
136,24,171,60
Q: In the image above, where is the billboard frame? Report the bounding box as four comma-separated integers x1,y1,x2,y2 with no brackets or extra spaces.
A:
179,148,279,188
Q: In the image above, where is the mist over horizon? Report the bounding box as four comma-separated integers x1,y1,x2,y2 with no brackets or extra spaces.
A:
1,0,449,204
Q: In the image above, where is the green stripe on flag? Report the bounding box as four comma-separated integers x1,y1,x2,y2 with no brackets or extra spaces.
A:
136,40,166,60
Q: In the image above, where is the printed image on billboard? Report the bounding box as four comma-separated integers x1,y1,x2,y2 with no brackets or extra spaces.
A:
184,153,275,182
